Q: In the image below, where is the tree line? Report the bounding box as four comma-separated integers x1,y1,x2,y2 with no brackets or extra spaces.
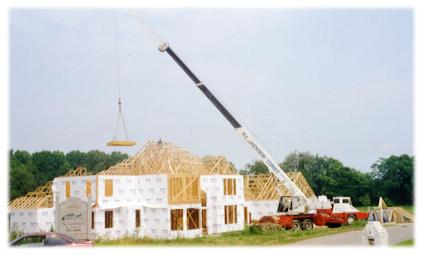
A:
9,150,128,200
9,149,413,207
240,152,413,206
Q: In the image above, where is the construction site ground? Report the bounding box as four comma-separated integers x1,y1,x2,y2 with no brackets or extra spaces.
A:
95,204,414,246
96,221,369,246
288,223,413,246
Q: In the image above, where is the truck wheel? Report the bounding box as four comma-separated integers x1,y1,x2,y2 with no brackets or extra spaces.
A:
292,220,301,231
347,215,356,225
301,219,314,231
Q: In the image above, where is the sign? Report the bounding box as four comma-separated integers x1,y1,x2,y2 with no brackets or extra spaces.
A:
55,197,92,240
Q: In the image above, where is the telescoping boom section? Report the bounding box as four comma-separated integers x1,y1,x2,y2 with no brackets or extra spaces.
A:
158,43,307,202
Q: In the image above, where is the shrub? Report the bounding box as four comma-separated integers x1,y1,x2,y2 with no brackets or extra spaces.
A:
260,223,284,232
358,194,371,206
9,231,23,242
245,224,263,235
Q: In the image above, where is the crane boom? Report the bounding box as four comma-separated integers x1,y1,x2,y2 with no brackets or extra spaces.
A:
158,43,307,201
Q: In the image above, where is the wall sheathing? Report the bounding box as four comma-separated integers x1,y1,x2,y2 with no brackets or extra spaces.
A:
9,173,246,239
9,142,251,239
201,175,244,234
9,208,54,233
53,175,97,204
8,168,93,234
92,174,230,240
93,174,172,239
11,170,318,237
89,174,246,240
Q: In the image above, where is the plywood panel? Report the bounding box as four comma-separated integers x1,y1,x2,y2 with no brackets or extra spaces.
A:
65,181,71,198
168,175,201,204
105,179,113,197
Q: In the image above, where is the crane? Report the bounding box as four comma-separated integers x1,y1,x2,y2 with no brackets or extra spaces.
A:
157,42,312,214
155,41,370,229
133,14,369,228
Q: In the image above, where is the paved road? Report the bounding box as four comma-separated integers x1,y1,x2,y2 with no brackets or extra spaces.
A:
287,224,413,246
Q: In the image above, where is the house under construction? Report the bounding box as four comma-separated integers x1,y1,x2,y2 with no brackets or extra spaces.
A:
9,140,315,239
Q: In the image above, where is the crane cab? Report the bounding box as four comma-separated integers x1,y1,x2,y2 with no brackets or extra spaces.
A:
332,196,353,205
277,196,307,214
331,196,359,213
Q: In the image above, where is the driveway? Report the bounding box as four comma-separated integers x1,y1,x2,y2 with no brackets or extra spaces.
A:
287,224,413,246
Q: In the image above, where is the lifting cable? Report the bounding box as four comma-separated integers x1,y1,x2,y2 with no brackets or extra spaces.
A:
111,9,130,141
131,11,166,49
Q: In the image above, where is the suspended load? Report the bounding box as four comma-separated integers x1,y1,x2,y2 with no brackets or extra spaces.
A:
107,140,136,146
107,10,136,147
107,98,136,147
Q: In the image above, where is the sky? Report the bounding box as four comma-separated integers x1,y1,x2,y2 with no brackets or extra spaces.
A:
9,9,413,172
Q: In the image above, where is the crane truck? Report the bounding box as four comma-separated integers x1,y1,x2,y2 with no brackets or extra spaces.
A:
156,41,368,230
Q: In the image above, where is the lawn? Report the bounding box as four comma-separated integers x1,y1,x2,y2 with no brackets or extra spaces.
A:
356,205,414,214
95,221,367,246
395,239,414,247
398,205,414,214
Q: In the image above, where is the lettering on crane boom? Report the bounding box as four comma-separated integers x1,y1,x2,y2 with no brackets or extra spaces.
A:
240,131,280,174
240,130,300,195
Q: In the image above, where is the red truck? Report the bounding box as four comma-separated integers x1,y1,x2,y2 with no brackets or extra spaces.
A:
260,196,369,230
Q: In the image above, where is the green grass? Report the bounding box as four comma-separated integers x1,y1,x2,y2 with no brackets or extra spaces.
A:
356,205,414,214
355,206,371,212
395,239,414,247
398,205,414,214
95,221,367,246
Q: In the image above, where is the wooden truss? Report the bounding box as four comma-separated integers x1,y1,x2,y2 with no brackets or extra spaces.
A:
373,197,414,223
9,167,90,209
98,140,237,176
243,172,315,201
64,167,91,176
202,156,237,175
9,181,53,209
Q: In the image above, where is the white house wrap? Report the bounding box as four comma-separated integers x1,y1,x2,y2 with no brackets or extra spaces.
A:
9,140,315,239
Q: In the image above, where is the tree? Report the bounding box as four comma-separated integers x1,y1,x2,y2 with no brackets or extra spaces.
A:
9,160,37,200
8,149,129,202
66,150,87,169
65,150,128,173
280,151,321,193
8,147,413,207
31,151,70,186
83,150,110,173
107,151,129,168
12,150,31,165
358,194,371,206
239,160,269,175
371,155,414,205
280,151,373,206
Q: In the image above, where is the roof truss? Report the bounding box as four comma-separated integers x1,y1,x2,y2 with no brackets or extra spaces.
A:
244,172,315,201
9,167,91,209
98,141,237,176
